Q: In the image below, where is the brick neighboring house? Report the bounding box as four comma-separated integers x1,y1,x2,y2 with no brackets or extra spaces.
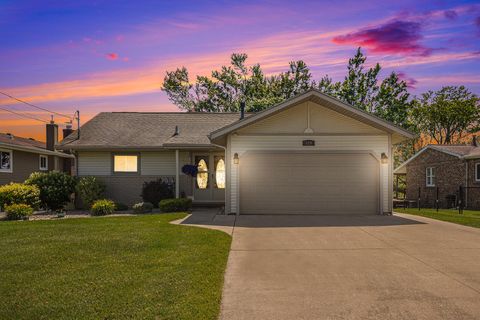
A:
0,122,75,185
394,138,480,209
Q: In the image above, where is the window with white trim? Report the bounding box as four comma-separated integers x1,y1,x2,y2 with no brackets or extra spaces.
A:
426,167,435,187
476,163,480,182
0,150,12,172
113,155,138,172
39,155,48,171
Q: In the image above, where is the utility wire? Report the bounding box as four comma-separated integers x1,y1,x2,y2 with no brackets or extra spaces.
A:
0,91,72,120
0,106,49,123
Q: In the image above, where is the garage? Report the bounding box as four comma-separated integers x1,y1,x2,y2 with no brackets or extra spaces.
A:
239,152,379,215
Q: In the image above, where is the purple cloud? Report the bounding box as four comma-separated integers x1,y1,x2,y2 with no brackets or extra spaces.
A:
397,72,418,89
332,20,432,56
444,10,458,20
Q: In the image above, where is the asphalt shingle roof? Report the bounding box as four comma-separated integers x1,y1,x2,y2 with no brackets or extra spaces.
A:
0,132,46,150
58,112,245,149
429,144,479,157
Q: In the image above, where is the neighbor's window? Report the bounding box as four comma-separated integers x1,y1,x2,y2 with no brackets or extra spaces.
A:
476,163,480,182
39,155,48,170
426,167,435,187
0,150,12,172
113,155,138,172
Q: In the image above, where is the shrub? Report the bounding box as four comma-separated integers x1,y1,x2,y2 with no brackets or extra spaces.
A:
90,199,115,216
159,198,192,212
25,171,77,211
132,202,153,214
5,203,34,220
114,202,129,211
141,179,174,208
76,177,105,209
0,183,41,210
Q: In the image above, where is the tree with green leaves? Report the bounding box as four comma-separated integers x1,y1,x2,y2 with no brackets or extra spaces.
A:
318,48,412,129
410,86,480,144
162,53,314,112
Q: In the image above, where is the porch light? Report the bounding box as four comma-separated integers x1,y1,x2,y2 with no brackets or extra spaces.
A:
381,153,388,164
233,153,239,165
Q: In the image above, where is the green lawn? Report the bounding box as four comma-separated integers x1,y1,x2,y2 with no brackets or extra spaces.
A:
0,214,231,320
395,208,480,228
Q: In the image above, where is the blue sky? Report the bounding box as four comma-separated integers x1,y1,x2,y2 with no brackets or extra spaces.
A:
1,0,479,139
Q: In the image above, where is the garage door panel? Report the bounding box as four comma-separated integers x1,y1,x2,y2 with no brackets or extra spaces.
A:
239,153,379,215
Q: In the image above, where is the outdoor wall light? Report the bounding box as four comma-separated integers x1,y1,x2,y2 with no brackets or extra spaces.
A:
233,153,239,165
381,152,388,164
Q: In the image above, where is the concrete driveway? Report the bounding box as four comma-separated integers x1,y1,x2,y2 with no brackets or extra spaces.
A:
216,213,480,320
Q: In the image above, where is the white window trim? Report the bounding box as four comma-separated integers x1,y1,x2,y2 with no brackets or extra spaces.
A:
426,167,435,187
39,155,48,171
0,149,13,173
475,163,480,182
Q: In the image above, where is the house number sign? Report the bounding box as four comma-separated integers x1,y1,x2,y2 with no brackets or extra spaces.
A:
302,139,315,146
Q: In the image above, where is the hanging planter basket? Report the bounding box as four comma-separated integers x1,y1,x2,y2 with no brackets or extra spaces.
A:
182,164,198,177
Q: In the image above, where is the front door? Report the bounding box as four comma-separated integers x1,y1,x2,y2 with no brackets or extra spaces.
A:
193,153,226,202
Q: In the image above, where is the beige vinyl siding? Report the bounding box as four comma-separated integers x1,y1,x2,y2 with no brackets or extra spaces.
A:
78,152,111,176
238,101,384,135
229,135,390,213
78,151,192,176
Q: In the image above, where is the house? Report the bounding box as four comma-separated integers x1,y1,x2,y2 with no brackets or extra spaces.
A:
0,122,75,185
394,139,480,209
57,89,414,215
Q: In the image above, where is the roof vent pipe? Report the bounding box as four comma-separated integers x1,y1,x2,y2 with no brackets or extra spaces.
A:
473,135,478,147
240,101,245,120
173,125,180,136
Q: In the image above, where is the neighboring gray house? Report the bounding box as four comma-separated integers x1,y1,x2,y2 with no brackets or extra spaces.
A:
394,140,480,209
0,122,75,185
57,90,414,215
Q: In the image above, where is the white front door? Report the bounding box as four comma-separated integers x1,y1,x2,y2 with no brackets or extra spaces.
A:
193,153,226,202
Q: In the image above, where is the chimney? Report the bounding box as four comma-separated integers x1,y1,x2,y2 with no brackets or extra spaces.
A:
46,120,58,151
63,123,73,139
473,135,478,147
240,101,245,120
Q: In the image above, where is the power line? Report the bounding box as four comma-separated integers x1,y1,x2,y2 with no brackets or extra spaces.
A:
0,91,72,120
0,106,49,123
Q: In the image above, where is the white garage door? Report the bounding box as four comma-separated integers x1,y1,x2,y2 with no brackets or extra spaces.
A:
239,152,379,215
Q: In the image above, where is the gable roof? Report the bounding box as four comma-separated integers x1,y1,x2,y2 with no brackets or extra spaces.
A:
209,89,415,144
394,144,480,174
57,112,245,150
0,132,73,158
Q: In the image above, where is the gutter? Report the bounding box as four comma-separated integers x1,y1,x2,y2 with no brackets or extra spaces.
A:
0,142,75,158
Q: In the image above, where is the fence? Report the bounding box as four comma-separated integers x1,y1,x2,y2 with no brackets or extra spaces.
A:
413,185,480,214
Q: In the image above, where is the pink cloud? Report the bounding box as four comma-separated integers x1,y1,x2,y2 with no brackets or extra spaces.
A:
106,53,119,60
332,20,432,57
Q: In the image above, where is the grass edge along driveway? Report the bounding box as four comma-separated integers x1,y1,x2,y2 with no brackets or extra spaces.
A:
395,208,480,228
0,213,231,320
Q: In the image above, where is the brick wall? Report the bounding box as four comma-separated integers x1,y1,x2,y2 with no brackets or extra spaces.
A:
406,148,465,208
466,160,480,209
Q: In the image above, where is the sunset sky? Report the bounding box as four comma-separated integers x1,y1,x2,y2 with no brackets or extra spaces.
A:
1,0,479,141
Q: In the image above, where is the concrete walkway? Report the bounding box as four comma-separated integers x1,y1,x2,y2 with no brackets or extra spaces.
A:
180,212,480,319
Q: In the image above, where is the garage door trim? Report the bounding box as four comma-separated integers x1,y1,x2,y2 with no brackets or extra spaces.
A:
237,150,382,215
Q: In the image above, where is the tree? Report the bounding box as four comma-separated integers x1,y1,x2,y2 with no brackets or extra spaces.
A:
411,86,480,144
318,48,412,129
162,53,315,112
